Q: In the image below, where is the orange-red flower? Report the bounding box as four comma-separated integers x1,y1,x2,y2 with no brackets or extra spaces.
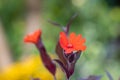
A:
24,29,41,44
59,32,86,54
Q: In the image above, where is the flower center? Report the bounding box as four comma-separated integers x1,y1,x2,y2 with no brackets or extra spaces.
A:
67,43,73,48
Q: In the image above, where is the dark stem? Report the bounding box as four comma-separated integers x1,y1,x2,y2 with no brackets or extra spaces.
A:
35,39,56,76
66,77,70,80
54,76,57,80
65,13,78,35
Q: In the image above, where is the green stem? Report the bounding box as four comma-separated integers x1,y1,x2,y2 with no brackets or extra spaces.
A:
66,76,70,80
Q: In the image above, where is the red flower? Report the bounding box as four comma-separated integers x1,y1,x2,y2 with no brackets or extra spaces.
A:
59,32,86,54
24,29,41,44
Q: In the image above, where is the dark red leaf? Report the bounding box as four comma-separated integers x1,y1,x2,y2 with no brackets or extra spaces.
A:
66,51,82,79
67,53,75,63
55,42,67,66
73,51,82,63
53,59,71,79
54,59,75,79
67,63,75,78
66,51,81,63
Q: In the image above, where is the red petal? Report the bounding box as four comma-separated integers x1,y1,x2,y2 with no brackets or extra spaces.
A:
80,45,86,51
59,32,68,49
76,34,82,42
34,30,41,38
72,34,82,46
24,29,41,44
75,45,86,51
77,38,86,45
69,32,76,45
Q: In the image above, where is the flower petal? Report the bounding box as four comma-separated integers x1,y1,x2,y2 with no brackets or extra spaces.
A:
76,34,82,42
72,34,82,46
69,32,76,44
77,38,86,45
59,32,68,49
80,45,86,51
75,45,86,51
24,29,41,44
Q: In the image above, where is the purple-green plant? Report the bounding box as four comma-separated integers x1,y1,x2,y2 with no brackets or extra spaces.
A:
24,15,86,80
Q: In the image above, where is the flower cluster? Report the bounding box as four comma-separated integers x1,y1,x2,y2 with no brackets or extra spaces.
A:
59,32,86,54
24,15,86,80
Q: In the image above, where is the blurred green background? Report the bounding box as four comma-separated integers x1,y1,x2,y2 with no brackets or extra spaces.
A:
0,0,120,80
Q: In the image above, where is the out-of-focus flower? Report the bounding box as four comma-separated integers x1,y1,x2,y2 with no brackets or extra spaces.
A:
0,55,62,80
24,29,41,44
59,32,86,54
